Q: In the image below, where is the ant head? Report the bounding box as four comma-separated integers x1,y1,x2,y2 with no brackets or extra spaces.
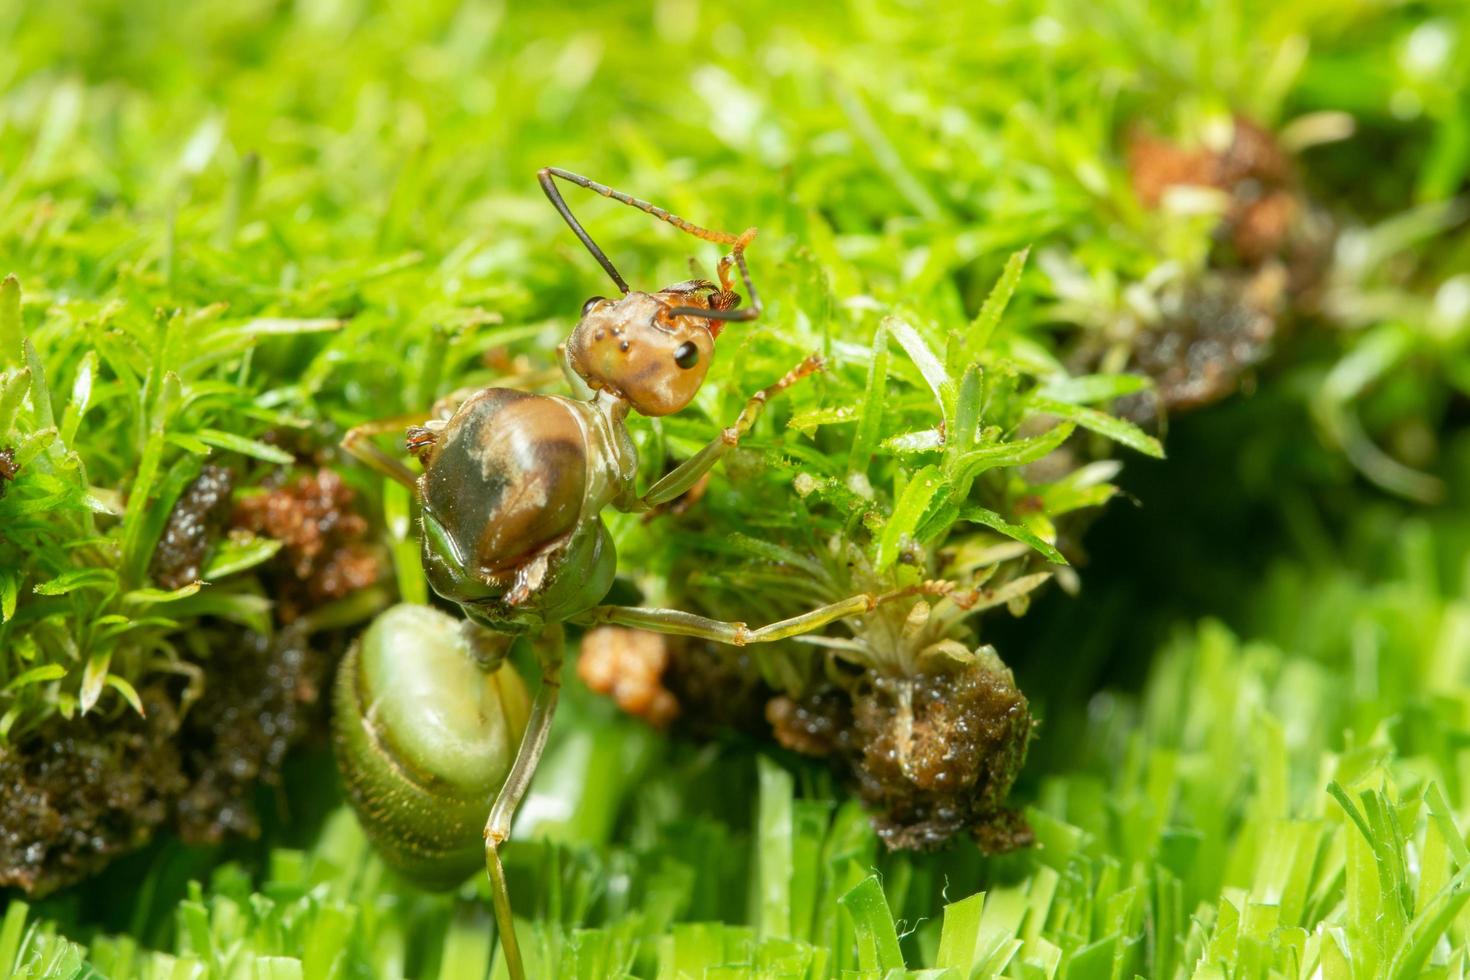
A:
566,282,723,417
538,168,763,415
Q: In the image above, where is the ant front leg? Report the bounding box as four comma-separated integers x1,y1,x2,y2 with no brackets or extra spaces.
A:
574,581,955,646
342,389,483,488
341,413,431,490
630,352,824,511
482,622,564,980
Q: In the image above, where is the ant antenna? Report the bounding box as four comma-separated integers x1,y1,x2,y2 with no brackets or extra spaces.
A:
537,168,762,325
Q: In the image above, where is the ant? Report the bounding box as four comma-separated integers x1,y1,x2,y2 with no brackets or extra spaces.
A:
340,168,940,979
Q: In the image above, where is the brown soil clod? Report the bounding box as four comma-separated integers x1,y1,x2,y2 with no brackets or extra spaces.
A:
1124,271,1283,416
0,445,17,497
848,653,1033,852
150,464,236,589
0,626,328,895
231,469,380,621
577,627,680,729
767,689,851,757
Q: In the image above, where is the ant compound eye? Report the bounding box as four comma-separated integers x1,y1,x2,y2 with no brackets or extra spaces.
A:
581,296,606,318
674,341,700,370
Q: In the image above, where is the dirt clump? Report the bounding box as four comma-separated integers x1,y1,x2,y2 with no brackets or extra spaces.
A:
150,464,236,589
847,656,1033,851
0,446,17,496
0,625,327,894
768,654,1033,853
577,627,679,728
767,688,850,757
1126,270,1283,414
231,469,380,621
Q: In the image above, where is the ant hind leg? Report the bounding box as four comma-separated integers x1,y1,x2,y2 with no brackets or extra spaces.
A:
482,622,565,980
573,581,955,647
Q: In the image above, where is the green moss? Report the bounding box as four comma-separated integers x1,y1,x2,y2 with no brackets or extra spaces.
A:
2,0,1468,975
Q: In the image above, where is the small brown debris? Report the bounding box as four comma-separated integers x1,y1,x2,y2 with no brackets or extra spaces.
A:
849,655,1033,852
1128,134,1218,209
231,469,380,621
0,446,17,497
483,346,529,374
577,626,679,728
1128,116,1301,266
174,628,324,843
150,464,236,589
1233,189,1299,268
1126,270,1282,415
0,625,328,894
662,637,774,737
766,689,851,757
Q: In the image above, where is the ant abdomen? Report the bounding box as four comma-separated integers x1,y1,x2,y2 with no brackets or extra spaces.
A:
333,603,530,890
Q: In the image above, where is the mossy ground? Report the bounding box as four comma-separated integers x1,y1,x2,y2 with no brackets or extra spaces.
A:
2,0,1469,977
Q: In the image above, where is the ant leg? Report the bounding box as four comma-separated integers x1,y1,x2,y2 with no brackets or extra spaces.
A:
574,581,955,646
668,234,763,324
640,472,710,524
627,353,824,511
482,623,564,980
340,413,429,489
428,386,482,420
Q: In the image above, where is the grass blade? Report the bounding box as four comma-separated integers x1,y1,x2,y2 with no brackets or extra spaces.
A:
962,507,1067,564
839,876,905,971
1026,396,1163,458
967,248,1029,356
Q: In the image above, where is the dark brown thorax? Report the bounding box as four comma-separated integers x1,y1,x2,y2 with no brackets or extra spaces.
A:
418,388,589,576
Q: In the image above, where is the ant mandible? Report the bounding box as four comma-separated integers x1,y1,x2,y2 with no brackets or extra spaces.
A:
339,168,932,980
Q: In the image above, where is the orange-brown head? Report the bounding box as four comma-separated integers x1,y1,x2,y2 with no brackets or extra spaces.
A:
566,280,740,416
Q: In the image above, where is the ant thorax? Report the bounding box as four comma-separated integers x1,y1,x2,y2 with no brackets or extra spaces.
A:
568,388,641,513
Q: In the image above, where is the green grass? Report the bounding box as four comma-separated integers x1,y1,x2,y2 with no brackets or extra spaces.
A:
2,0,1470,976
